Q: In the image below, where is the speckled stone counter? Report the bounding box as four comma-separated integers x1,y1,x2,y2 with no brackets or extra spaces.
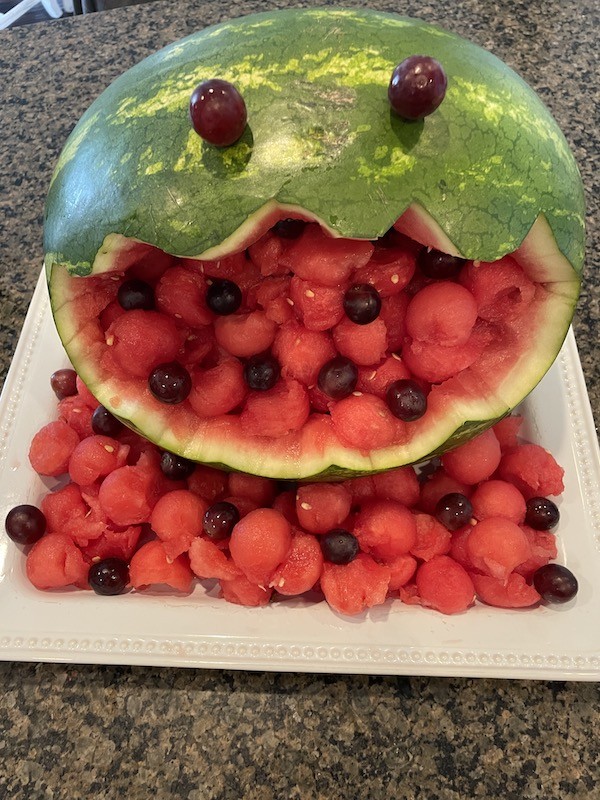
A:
1,1,599,797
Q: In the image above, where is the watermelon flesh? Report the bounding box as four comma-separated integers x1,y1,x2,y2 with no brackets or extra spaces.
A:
50,214,578,480
19,376,574,615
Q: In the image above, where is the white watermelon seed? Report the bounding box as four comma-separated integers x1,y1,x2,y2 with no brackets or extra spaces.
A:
392,353,402,361
300,502,312,511
104,445,115,453
305,289,315,298
286,298,294,306
391,274,400,284
368,370,377,380
105,334,114,346
352,391,363,397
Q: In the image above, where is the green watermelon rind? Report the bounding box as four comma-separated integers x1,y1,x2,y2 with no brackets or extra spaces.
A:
44,8,585,278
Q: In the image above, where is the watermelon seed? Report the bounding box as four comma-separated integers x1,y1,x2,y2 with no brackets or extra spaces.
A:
105,335,114,346
286,298,295,306
85,509,92,518
368,370,377,380
278,578,285,588
92,556,101,563
72,408,82,414
391,274,400,284
305,290,316,298
352,391,363,397
110,276,120,282
473,260,481,267
300,502,312,511
104,445,115,453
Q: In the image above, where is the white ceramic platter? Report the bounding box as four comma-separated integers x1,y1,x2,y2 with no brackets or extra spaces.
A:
1,271,599,679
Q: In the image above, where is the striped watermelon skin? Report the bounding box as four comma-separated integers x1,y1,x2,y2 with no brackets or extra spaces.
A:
44,8,584,278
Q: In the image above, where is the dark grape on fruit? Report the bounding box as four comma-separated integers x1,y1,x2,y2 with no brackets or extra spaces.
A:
417,247,466,279
148,362,192,404
343,284,382,324
5,505,46,545
317,357,358,400
244,355,280,391
525,497,560,530
273,218,306,239
160,451,196,480
206,278,243,316
92,405,124,437
386,379,427,421
203,501,240,541
190,79,247,147
435,493,473,531
117,278,155,311
50,369,78,400
321,529,359,565
388,55,447,120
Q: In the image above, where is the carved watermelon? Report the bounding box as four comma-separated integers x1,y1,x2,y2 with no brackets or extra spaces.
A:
44,9,584,479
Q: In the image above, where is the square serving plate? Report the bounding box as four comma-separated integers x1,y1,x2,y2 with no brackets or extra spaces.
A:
0,271,599,679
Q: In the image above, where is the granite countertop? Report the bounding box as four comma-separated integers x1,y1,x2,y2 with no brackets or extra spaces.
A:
1,0,599,797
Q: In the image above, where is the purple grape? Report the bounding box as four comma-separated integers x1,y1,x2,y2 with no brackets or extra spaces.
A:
88,558,129,596
525,497,560,531
50,369,78,400
388,56,447,120
244,354,280,391
317,357,358,400
117,278,155,311
5,505,46,545
417,247,466,279
343,284,382,324
386,379,427,421
321,529,359,565
91,405,124,437
190,79,247,146
148,362,192,404
160,451,196,480
206,278,242,316
533,564,578,603
273,219,306,239
435,493,473,531
203,501,240,541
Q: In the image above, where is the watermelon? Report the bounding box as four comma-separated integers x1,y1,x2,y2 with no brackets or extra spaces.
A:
44,9,584,480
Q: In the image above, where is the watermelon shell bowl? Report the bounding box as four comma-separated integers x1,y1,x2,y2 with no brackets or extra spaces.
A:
43,7,585,480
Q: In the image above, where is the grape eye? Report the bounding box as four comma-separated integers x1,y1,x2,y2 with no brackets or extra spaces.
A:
388,56,447,121
190,79,247,147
